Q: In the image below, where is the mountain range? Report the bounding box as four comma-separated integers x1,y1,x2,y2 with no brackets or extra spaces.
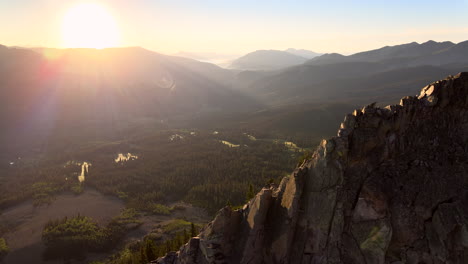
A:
1,40,467,156
238,40,468,106
306,40,463,66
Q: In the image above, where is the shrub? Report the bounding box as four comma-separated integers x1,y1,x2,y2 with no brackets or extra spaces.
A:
149,203,172,215
0,238,9,259
42,215,108,260
71,184,84,194
162,219,191,234
31,182,60,206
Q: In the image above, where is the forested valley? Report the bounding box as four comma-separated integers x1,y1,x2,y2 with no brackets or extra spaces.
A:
0,127,315,263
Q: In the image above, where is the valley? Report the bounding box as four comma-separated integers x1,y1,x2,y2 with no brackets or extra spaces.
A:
0,127,305,263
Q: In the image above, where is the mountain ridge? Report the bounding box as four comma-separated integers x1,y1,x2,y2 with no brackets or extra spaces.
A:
243,40,468,107
156,72,468,264
229,50,309,71
284,48,322,59
306,40,461,66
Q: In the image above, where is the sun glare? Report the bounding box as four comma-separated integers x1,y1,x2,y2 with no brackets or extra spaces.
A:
62,3,120,49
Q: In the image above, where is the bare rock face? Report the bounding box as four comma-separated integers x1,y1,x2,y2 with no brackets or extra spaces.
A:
156,73,468,264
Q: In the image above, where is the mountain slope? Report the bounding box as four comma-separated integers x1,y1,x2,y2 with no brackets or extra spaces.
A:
0,46,254,120
229,50,307,71
351,40,455,62
284,48,321,59
246,41,468,106
409,40,468,67
306,40,457,66
254,65,462,106
157,73,468,264
0,45,258,155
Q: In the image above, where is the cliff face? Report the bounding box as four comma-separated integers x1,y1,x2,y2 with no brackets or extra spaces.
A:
157,73,468,264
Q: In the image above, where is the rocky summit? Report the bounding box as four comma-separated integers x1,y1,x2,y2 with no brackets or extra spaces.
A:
156,73,468,264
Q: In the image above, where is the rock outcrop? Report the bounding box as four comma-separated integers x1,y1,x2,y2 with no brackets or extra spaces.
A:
156,73,468,264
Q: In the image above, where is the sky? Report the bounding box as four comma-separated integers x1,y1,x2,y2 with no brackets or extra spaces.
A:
1,0,468,56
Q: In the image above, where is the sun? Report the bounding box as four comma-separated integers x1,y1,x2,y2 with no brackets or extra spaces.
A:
62,3,120,49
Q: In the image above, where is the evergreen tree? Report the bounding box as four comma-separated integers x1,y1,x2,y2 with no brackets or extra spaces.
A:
246,183,255,201
190,223,197,237
165,240,171,253
139,246,148,264
145,239,156,261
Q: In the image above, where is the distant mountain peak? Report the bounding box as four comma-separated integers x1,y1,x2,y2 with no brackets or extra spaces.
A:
229,49,308,71
284,48,322,59
320,52,345,57
304,52,348,65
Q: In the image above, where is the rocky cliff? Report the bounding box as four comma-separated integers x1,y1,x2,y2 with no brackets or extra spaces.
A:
157,73,468,264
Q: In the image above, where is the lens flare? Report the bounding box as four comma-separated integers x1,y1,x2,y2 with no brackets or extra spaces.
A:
62,3,120,49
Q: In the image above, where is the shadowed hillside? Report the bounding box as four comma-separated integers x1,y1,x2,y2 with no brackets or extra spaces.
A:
239,41,468,107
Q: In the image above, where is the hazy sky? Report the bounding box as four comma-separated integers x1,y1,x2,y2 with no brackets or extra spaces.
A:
1,0,468,55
